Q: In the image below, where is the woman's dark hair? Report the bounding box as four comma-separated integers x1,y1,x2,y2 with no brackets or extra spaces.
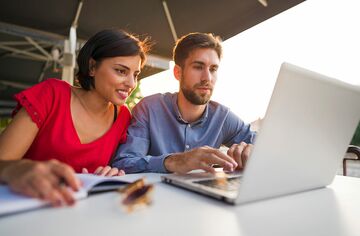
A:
76,29,150,90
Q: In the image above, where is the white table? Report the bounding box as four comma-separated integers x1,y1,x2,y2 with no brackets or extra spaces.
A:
1,174,360,236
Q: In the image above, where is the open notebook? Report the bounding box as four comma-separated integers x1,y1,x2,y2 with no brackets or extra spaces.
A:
0,174,130,217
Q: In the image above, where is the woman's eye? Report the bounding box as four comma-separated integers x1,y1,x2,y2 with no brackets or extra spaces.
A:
115,69,127,75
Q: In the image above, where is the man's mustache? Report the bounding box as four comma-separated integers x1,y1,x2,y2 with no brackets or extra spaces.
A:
194,82,213,90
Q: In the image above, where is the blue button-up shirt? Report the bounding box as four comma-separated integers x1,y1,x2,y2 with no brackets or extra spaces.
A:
112,93,256,173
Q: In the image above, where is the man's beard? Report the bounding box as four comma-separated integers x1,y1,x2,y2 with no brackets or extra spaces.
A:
180,80,213,105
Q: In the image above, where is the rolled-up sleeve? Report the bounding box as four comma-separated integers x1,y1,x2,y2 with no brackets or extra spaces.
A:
111,99,169,173
222,110,256,146
112,134,169,173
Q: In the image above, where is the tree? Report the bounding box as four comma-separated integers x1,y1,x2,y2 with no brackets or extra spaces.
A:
351,122,360,146
125,82,143,111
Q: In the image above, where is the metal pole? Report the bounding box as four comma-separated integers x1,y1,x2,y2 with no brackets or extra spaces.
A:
62,0,83,85
162,0,178,42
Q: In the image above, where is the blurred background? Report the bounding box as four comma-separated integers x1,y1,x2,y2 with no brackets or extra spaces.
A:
0,0,359,147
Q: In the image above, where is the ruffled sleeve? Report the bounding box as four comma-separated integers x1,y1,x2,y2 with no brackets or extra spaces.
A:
12,79,58,128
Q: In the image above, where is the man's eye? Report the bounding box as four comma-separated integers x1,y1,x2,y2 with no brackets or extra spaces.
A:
210,67,218,73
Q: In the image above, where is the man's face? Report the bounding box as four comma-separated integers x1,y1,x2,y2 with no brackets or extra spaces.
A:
178,48,220,105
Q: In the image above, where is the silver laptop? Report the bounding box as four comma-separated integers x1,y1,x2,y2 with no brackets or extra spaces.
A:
161,62,360,205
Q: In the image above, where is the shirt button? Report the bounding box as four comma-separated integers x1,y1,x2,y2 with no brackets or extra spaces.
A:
185,145,190,149
188,124,191,128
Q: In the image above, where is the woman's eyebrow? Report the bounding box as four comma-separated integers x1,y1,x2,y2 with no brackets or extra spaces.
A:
114,64,140,73
114,64,130,70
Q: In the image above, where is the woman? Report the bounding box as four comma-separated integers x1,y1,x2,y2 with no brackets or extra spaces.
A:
0,29,149,206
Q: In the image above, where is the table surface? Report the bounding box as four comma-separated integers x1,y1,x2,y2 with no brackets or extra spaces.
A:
1,174,360,236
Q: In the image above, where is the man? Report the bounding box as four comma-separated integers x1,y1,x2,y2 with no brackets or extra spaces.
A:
112,32,256,174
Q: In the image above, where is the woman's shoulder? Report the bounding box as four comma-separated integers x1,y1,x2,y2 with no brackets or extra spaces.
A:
43,78,71,90
118,104,131,117
14,79,70,104
12,79,71,126
27,78,71,97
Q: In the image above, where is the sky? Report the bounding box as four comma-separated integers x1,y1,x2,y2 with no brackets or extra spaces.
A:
140,0,360,123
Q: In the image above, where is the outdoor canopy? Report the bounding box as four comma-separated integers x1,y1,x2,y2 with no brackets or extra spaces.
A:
0,0,305,116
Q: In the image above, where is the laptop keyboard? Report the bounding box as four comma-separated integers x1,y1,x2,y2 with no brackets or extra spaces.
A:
194,177,241,192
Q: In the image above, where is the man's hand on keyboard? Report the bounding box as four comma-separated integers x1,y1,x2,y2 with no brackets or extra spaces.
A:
164,146,238,174
227,142,253,170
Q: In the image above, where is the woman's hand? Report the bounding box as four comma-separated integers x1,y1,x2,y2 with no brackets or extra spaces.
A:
0,159,81,207
82,166,125,177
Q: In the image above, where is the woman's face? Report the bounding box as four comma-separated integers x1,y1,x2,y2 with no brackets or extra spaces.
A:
90,55,141,105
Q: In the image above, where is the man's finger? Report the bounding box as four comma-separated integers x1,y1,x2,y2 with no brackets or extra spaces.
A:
214,149,238,169
199,154,235,172
198,161,216,174
241,144,253,168
227,144,236,157
233,143,248,169
82,168,89,174
205,148,238,168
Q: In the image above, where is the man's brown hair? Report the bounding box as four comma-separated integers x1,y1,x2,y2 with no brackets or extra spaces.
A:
173,32,222,67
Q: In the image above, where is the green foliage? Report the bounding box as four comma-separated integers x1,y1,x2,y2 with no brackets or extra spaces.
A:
351,122,360,146
0,118,12,133
126,82,143,110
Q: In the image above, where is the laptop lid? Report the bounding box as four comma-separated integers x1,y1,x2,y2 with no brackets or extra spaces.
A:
235,62,360,204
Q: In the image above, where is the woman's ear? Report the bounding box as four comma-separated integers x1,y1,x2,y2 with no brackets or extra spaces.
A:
173,64,182,81
89,58,96,76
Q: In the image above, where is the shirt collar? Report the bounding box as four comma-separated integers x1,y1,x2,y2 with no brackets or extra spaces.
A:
171,92,209,126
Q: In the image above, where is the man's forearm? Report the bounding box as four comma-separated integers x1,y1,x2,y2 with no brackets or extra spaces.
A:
112,154,169,173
